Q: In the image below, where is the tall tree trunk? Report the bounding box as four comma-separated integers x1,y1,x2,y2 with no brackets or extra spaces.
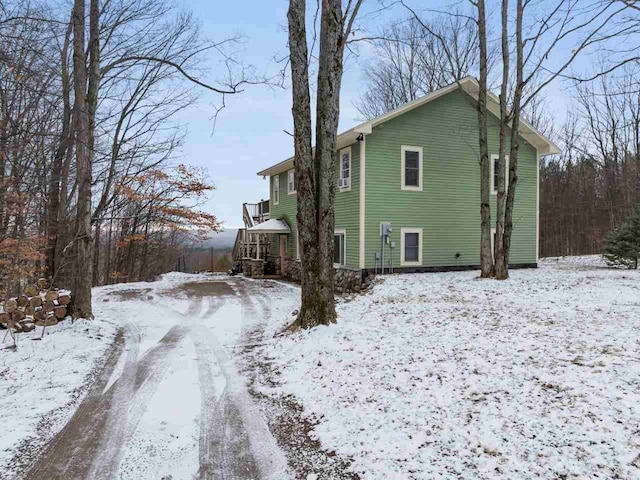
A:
125,216,139,282
494,0,510,279
71,0,94,318
93,221,101,285
105,214,113,285
139,203,153,281
47,17,73,280
499,0,525,279
0,89,8,243
476,0,494,278
288,0,328,328
287,0,355,328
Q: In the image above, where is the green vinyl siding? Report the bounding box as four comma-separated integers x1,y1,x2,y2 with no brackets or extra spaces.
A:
269,172,298,260
265,88,538,271
364,89,537,269
268,146,360,268
335,145,360,267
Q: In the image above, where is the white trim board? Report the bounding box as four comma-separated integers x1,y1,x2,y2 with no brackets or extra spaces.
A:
490,154,510,195
339,146,352,192
334,228,346,266
272,174,279,205
400,227,423,266
401,145,423,192
359,136,366,268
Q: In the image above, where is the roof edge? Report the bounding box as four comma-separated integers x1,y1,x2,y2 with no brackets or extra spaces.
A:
257,76,559,175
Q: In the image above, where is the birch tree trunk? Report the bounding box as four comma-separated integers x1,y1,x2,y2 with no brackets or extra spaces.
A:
476,0,494,278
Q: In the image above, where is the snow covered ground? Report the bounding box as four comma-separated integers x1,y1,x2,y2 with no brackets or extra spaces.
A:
0,272,206,478
0,314,117,476
3,258,639,480
261,256,640,479
1,272,291,479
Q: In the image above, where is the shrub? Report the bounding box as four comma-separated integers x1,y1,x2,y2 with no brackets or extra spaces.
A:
602,207,640,269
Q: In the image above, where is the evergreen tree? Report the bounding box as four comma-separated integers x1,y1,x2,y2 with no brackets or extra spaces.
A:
602,207,640,269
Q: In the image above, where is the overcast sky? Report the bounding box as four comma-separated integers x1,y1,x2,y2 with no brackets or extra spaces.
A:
176,0,378,229
175,0,602,230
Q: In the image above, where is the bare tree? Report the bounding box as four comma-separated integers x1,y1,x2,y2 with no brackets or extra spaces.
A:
288,0,364,329
475,0,494,278
0,0,262,314
472,0,636,279
70,0,96,318
540,66,640,257
355,8,482,119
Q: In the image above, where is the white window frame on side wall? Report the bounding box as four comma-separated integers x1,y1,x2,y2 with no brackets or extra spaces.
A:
334,228,346,266
288,169,296,195
401,145,423,191
491,154,510,195
400,227,423,266
296,229,300,260
338,147,351,192
273,174,279,205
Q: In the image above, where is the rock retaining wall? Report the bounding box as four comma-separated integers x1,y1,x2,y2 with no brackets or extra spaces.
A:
282,259,372,295
284,258,302,282
249,259,265,279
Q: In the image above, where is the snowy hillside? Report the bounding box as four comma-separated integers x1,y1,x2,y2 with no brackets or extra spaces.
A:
261,256,640,479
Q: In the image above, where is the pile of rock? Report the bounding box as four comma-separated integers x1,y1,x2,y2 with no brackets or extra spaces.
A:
334,268,375,295
0,279,71,333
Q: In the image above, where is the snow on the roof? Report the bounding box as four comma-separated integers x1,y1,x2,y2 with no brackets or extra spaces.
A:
247,218,291,234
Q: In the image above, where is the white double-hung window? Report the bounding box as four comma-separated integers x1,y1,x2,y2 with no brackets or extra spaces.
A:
288,169,296,194
400,227,423,266
273,175,280,205
491,154,509,194
338,147,351,191
401,145,423,191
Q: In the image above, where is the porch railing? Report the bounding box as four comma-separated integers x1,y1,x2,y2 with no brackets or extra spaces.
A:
243,200,270,227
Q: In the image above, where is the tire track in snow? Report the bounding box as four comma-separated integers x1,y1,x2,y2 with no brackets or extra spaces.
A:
88,320,140,479
190,296,231,480
180,279,289,479
22,325,134,480
25,313,189,479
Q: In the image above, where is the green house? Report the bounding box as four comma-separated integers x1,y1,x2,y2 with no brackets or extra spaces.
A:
250,77,558,276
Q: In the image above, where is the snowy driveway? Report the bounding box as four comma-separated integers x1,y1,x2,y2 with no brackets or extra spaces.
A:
22,276,289,480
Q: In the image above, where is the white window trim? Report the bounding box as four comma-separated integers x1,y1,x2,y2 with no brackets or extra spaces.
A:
334,228,346,267
273,174,280,205
401,145,423,192
400,227,423,266
339,147,352,192
491,154,510,195
296,229,300,260
288,169,296,195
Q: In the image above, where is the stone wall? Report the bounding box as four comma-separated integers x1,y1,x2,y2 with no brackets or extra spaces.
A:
282,258,373,295
241,258,252,277
246,255,374,295
249,259,264,279
334,267,370,295
284,258,301,282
